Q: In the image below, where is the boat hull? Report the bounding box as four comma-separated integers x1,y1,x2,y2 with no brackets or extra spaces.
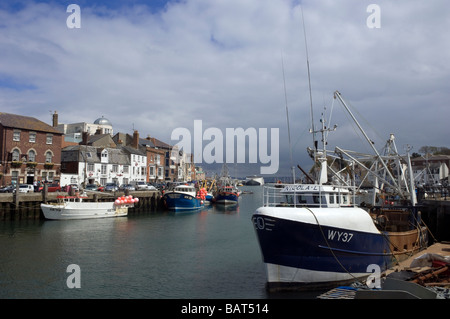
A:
163,193,203,211
215,192,239,205
252,206,394,291
41,202,128,220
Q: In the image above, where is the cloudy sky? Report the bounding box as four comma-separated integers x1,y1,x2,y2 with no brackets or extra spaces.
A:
0,0,449,178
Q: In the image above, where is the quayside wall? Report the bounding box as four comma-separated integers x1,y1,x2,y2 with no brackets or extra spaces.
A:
419,199,450,242
0,190,163,220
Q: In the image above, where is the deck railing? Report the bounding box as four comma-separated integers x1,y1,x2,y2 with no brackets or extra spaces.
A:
262,184,357,208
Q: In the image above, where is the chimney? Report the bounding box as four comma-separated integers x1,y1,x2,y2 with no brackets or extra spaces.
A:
132,130,139,149
81,131,89,145
52,111,58,127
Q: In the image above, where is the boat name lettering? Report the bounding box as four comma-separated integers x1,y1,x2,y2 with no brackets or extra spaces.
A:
327,230,353,242
282,185,319,192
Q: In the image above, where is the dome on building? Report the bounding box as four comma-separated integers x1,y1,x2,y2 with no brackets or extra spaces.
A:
93,116,112,126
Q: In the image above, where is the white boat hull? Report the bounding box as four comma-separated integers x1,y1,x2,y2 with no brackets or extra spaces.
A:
41,202,128,220
265,263,368,289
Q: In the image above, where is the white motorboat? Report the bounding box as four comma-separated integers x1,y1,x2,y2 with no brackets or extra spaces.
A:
41,195,135,220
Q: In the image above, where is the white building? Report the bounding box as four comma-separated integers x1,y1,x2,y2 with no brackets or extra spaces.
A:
56,116,114,143
60,145,146,187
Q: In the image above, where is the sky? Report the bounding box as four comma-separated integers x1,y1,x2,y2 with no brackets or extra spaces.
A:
0,0,449,178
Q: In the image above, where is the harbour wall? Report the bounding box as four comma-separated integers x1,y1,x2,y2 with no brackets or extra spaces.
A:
0,190,163,220
419,199,450,242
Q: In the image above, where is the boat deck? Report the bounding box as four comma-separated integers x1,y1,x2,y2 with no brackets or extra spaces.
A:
317,242,450,299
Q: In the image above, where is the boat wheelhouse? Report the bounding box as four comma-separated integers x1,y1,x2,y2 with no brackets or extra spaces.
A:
264,184,353,208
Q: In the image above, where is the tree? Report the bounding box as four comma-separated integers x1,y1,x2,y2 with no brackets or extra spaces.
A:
418,146,450,156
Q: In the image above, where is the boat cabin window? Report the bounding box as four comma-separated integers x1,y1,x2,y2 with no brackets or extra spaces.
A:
282,193,327,206
329,194,335,204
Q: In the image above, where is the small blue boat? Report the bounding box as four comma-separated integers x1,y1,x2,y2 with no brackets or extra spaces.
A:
163,185,204,211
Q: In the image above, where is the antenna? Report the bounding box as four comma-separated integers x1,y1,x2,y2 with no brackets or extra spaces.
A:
300,6,316,151
281,53,295,183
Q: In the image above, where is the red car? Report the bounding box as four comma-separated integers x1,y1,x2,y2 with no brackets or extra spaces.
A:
38,183,61,192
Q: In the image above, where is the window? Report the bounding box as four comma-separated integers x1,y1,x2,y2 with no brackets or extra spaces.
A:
45,151,53,163
12,149,20,161
112,165,118,173
28,150,36,162
149,166,155,177
46,134,53,144
11,171,19,183
101,164,107,174
88,163,94,171
123,165,129,173
29,132,36,143
13,130,21,141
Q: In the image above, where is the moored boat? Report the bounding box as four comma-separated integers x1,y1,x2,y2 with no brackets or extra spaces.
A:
215,185,240,205
251,91,428,292
163,184,204,211
41,194,133,220
245,176,265,186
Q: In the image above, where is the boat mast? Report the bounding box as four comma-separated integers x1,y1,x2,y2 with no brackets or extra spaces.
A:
406,145,417,206
281,54,295,183
301,6,317,157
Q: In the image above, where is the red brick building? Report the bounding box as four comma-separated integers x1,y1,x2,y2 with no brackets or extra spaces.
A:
0,112,63,186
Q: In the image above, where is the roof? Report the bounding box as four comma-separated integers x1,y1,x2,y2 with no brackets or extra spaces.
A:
120,145,147,156
93,116,112,126
61,145,130,165
0,112,62,134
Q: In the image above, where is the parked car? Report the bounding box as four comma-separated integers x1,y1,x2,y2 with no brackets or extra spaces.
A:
38,183,61,192
105,183,119,192
120,184,135,191
85,184,98,191
146,183,157,190
69,184,79,191
0,185,15,193
18,184,34,193
133,181,149,190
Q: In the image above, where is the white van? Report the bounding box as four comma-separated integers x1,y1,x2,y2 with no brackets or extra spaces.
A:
18,184,34,193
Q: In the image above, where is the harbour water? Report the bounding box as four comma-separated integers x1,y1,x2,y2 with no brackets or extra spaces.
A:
0,186,318,300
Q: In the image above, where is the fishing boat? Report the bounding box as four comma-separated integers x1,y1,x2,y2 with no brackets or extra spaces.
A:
214,164,240,205
41,194,134,220
215,185,240,205
163,184,204,211
251,91,428,291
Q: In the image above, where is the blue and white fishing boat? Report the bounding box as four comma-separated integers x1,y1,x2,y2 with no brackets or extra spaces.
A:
252,91,428,291
163,185,204,211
